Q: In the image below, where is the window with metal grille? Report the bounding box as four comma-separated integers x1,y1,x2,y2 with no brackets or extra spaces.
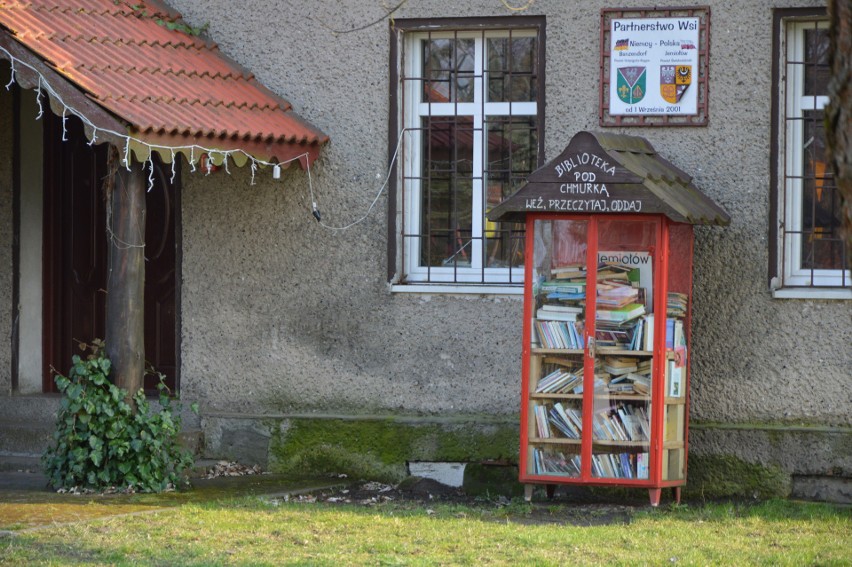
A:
772,12,850,298
389,18,545,291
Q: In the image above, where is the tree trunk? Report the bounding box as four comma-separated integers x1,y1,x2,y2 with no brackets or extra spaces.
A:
826,0,852,252
105,148,146,401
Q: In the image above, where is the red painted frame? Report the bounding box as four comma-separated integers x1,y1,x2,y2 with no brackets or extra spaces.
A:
518,212,693,505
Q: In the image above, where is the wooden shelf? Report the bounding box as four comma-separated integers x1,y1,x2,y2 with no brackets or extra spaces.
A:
529,437,582,445
592,439,650,447
530,393,583,400
594,394,651,401
664,441,685,450
531,348,583,355
597,348,653,356
664,396,686,405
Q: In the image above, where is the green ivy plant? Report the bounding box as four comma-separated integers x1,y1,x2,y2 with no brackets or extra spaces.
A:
42,340,198,493
112,1,210,37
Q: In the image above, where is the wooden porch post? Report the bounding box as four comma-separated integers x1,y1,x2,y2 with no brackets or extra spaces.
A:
105,147,146,399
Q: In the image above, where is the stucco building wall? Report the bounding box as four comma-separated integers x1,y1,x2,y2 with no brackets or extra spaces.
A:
157,0,852,496
168,0,848,422
0,0,847,498
0,64,13,396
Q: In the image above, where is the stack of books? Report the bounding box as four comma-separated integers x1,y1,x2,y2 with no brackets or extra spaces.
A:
536,303,583,322
667,292,688,318
597,281,639,308
534,367,583,394
591,452,649,479
542,264,587,302
551,264,587,280
602,356,652,395
534,264,589,350
532,401,583,440
591,403,650,442
534,319,583,349
533,449,582,476
594,262,646,350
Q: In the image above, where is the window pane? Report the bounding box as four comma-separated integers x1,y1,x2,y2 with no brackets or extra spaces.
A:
487,36,537,102
804,28,830,97
800,110,846,270
422,38,475,103
420,117,474,267
402,26,542,284
484,116,538,268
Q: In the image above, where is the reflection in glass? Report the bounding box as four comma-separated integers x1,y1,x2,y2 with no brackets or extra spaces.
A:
487,36,537,102
528,219,588,478
591,219,656,480
801,110,844,270
804,28,829,97
422,38,475,103
485,117,538,268
420,117,474,267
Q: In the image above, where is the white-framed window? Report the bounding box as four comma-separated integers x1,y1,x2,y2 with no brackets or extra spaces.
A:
390,19,545,291
773,14,850,298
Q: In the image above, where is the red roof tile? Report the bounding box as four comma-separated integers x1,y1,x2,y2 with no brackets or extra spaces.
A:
0,0,327,166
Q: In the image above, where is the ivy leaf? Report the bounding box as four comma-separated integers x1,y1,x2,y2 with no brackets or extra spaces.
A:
43,345,197,493
67,383,82,401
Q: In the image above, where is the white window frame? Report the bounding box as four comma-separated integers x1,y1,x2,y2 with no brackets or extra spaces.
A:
394,27,541,292
775,18,851,299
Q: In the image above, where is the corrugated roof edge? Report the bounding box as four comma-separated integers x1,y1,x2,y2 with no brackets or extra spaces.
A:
0,1,328,169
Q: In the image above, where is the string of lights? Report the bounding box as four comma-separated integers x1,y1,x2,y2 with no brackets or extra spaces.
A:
1,45,404,231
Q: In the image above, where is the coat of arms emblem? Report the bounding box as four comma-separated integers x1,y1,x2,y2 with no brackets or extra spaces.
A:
660,65,691,104
616,66,646,104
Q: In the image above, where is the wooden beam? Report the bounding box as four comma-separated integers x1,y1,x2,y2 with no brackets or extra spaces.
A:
105,148,146,401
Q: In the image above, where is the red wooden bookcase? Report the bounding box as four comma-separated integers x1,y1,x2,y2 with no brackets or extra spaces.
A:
488,131,729,506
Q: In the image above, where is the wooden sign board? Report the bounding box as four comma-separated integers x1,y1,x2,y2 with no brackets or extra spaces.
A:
489,132,663,221
487,131,730,225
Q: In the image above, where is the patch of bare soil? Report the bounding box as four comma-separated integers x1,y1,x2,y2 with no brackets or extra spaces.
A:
286,478,638,526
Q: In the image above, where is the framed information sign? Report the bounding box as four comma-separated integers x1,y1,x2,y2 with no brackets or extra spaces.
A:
600,7,710,127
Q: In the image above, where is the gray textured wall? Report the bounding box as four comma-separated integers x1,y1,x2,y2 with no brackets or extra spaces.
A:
1,2,846,487
0,63,13,395
166,0,849,427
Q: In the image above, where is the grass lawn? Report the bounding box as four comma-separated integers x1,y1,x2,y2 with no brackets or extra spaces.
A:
0,497,849,565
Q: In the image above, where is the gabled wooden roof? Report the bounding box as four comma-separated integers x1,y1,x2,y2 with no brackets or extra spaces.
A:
0,0,327,168
488,131,731,226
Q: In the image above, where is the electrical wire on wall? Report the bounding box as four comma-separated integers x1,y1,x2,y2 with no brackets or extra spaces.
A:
308,128,409,231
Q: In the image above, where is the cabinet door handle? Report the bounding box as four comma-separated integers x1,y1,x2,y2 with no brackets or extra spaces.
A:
587,336,595,358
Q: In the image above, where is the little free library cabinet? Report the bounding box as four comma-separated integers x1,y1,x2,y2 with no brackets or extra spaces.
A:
488,131,730,506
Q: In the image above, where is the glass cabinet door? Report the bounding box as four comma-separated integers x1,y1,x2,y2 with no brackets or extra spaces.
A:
526,219,588,478
590,219,658,480
662,222,693,481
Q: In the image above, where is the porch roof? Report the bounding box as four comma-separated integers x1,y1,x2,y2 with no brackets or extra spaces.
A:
0,0,327,169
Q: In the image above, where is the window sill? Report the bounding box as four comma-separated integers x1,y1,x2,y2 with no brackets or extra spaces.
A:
772,287,852,300
390,283,524,296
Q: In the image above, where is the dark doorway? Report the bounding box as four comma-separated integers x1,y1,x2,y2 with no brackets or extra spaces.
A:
42,111,179,393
